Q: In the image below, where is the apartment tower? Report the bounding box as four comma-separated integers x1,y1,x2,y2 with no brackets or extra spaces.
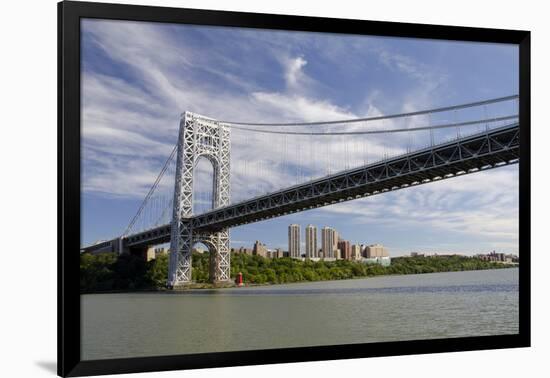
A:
322,227,336,258
305,224,318,258
288,224,301,258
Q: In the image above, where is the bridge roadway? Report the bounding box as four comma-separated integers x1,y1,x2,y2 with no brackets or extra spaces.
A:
83,123,519,254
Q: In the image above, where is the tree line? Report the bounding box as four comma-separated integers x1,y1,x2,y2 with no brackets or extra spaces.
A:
80,251,513,293
229,253,512,284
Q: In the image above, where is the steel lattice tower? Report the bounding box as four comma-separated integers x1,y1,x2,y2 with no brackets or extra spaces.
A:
168,111,231,287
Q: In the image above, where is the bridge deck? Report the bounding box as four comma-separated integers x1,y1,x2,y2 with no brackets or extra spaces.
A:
84,123,519,252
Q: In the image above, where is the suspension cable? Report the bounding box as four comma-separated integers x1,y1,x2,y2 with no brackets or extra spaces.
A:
123,143,178,236
205,95,518,127
227,114,518,136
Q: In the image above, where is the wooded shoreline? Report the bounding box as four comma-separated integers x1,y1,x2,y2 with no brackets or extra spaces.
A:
80,251,516,294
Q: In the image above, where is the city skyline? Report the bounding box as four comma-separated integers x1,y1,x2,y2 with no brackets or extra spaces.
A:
238,223,407,259
230,222,391,263
229,223,519,257
81,18,519,256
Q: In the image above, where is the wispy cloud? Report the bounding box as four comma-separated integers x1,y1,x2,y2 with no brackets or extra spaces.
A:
81,19,519,253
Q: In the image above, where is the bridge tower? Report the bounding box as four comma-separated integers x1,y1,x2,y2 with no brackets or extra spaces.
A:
168,111,231,287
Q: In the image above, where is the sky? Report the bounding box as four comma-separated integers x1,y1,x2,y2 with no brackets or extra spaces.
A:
80,18,519,256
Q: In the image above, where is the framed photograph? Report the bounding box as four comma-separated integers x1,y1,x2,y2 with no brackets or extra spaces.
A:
58,1,530,376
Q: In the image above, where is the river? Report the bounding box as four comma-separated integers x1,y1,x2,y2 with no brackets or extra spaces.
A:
81,268,518,360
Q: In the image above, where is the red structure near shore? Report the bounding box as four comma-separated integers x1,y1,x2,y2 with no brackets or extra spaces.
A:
235,272,244,287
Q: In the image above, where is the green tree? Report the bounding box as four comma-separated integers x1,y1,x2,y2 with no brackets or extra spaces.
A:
145,254,168,287
80,250,514,293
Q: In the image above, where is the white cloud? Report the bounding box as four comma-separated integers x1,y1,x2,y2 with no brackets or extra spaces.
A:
250,91,353,122
81,19,519,253
81,20,400,200
283,56,308,89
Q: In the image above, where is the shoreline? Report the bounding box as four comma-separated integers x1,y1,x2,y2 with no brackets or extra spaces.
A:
80,265,518,295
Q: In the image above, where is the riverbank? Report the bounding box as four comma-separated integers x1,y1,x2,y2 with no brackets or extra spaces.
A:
80,251,516,294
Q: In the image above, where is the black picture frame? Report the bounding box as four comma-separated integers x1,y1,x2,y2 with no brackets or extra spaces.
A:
58,1,531,376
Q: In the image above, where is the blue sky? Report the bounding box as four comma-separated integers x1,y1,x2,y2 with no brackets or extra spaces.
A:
81,19,519,256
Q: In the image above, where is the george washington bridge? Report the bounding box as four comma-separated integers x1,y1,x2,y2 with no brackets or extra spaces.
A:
81,95,520,287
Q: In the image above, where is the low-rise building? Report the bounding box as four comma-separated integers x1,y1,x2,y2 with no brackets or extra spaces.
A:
365,244,389,258
338,240,351,260
253,240,268,257
351,244,362,260
476,251,519,263
363,256,391,267
154,247,168,258
237,246,253,255
274,248,284,258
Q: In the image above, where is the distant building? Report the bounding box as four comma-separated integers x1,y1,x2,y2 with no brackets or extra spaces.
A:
289,224,301,258
338,240,351,260
363,256,392,266
266,249,283,259
476,251,519,263
410,252,425,257
253,240,268,257
154,247,167,258
365,244,389,258
238,246,253,255
145,247,156,262
428,253,463,258
477,251,504,262
351,244,362,260
272,248,283,258
322,227,336,258
305,224,318,258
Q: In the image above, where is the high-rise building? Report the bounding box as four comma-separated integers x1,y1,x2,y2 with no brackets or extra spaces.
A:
322,227,336,258
288,224,301,258
338,240,351,260
365,244,389,258
305,224,318,258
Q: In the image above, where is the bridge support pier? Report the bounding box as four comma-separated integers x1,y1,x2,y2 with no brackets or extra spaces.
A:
168,112,232,288
112,237,129,255
112,237,157,261
206,229,231,284
168,221,231,287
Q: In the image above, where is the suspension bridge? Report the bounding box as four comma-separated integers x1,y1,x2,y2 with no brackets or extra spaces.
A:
81,95,520,287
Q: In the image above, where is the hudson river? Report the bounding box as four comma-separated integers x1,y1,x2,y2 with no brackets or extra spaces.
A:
81,268,518,360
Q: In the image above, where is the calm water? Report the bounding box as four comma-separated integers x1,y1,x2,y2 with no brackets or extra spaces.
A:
81,268,518,360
